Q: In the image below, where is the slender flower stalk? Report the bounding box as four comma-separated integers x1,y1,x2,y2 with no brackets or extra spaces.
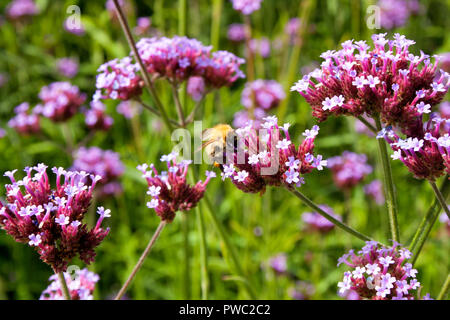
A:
409,177,450,265
287,187,373,242
196,205,209,300
429,180,450,219
111,0,174,131
375,116,400,242
357,115,377,134
172,85,187,127
56,270,71,300
437,274,450,300
114,220,166,300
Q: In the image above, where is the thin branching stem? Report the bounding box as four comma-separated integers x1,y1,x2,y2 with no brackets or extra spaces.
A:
429,180,450,220
357,115,377,134
111,0,173,132
114,221,166,300
437,274,450,300
55,269,71,300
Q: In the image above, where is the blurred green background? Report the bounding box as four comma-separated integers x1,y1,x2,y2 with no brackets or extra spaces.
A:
0,0,449,300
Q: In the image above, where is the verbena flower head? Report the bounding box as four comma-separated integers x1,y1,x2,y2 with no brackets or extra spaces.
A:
378,0,420,30
8,102,40,135
269,253,287,273
377,117,449,180
249,37,271,58
133,17,151,36
291,34,450,137
138,152,215,222
227,23,246,42
289,281,315,300
285,18,302,39
6,0,38,21
0,165,110,272
364,180,385,205
84,101,114,131
136,36,245,88
116,100,142,119
327,151,372,190
34,82,86,122
72,147,124,197
40,268,99,300
94,57,143,101
218,117,326,194
230,0,263,15
302,204,340,233
57,58,79,78
63,18,85,36
233,108,267,129
337,241,430,300
241,80,285,110
187,76,206,102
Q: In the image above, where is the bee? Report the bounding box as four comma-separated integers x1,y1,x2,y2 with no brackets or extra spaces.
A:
201,124,236,168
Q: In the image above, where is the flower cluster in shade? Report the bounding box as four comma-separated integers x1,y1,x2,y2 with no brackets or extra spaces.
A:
94,57,144,101
137,152,216,222
337,241,432,300
57,58,79,78
0,165,110,272
327,151,373,190
116,100,142,119
291,34,450,137
34,82,86,122
230,0,263,15
40,268,99,300
378,0,420,30
187,76,206,102
364,180,385,205
285,18,302,44
72,147,124,197
269,253,287,274
6,0,38,21
133,17,152,36
8,102,40,135
219,116,327,194
84,101,114,131
135,36,245,87
289,281,315,300
377,115,450,181
302,204,341,233
241,80,285,110
64,18,85,36
227,23,246,42
249,38,271,58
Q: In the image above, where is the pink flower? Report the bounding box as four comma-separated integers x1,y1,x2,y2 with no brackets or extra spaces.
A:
241,80,285,110
328,151,373,190
84,101,114,131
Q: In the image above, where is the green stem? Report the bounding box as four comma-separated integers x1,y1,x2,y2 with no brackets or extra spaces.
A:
287,187,374,242
111,0,173,132
55,270,71,300
437,274,450,300
409,178,450,266
243,15,255,83
429,180,450,220
374,116,400,242
357,115,377,134
196,205,209,300
181,214,191,299
172,85,186,127
210,0,223,50
178,0,187,35
114,221,166,300
203,196,257,299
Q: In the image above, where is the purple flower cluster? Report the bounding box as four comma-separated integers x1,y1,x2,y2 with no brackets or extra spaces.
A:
241,80,285,110
84,101,114,131
135,36,245,87
35,82,86,122
6,0,38,20
64,18,85,36
302,204,341,233
269,253,287,274
94,57,143,101
116,100,142,119
364,180,385,205
8,102,40,135
133,17,151,36
187,76,206,102
291,34,449,137
233,108,266,129
57,58,79,78
378,0,420,30
285,18,301,39
327,151,373,190
218,117,327,194
289,281,315,300
377,117,450,180
72,147,124,197
138,152,215,222
227,23,246,42
249,38,271,58
439,53,450,73
230,0,263,15
337,241,430,300
40,268,99,300
0,165,110,272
